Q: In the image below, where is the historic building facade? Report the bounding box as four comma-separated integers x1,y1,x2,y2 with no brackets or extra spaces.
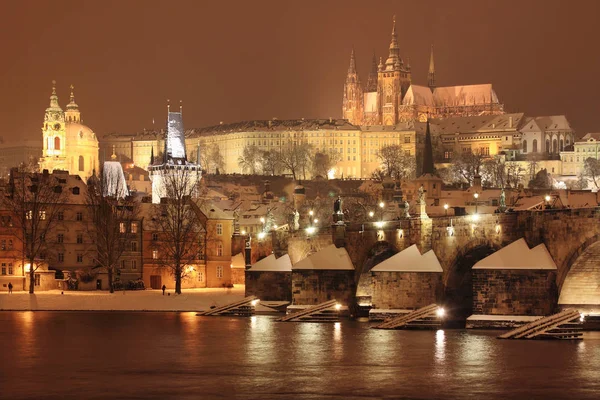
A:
342,17,504,126
38,82,99,182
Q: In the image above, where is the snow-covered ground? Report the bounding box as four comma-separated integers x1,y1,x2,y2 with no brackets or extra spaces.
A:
0,286,251,312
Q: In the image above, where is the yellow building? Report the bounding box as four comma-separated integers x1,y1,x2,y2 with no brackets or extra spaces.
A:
39,82,99,182
560,133,600,176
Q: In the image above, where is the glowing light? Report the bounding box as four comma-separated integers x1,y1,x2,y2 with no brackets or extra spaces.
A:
436,308,445,318
473,193,479,199
309,210,314,216
374,221,385,228
335,303,342,311
327,168,336,179
580,313,586,322
251,299,260,306
443,204,449,210
186,266,195,273
545,195,551,202
305,226,316,235
313,219,318,224
259,217,265,224
472,213,480,222
495,224,501,234
368,211,374,218
273,224,278,229
398,229,404,238
257,232,266,239
241,230,246,235
379,202,385,208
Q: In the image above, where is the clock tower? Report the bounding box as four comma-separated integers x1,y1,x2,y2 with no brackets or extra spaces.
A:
39,80,68,172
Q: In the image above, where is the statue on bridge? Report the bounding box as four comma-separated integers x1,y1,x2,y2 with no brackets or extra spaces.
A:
418,184,426,205
293,210,300,231
404,200,411,218
500,188,506,209
334,196,343,214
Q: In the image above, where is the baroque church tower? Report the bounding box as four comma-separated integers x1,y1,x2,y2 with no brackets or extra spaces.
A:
39,81,68,172
342,48,364,125
378,16,412,126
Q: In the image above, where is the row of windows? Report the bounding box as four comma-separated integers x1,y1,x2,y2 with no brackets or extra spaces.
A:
1,262,14,275
0,240,14,250
119,222,139,234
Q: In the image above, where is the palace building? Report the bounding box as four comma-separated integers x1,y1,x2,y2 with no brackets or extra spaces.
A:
38,82,99,182
342,17,504,126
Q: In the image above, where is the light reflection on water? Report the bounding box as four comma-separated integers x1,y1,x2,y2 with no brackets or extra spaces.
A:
2,312,600,400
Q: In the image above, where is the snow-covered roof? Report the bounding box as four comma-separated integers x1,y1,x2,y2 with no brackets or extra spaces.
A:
102,161,129,199
166,111,186,160
402,85,434,107
231,252,245,269
534,115,571,131
364,92,378,113
473,238,557,270
293,245,354,271
433,84,499,107
371,244,443,272
250,254,292,272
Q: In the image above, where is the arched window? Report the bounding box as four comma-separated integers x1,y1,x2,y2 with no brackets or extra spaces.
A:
546,139,550,153
78,156,84,171
54,137,61,150
560,139,564,152
522,140,527,153
532,139,538,153
553,139,558,154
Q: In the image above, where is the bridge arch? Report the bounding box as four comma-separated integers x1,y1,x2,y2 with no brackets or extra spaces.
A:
559,237,600,310
443,238,500,325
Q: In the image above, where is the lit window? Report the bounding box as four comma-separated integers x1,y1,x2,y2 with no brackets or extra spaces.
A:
152,250,158,260
26,210,32,220
120,222,126,233
131,222,138,234
216,266,223,279
39,211,46,220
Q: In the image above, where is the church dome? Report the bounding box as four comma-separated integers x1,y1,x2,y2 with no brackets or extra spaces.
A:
65,122,98,145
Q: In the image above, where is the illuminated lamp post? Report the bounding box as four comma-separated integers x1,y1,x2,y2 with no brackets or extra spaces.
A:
473,192,479,215
444,203,449,216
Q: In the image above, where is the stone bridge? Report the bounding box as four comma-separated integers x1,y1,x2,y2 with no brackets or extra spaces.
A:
284,207,600,313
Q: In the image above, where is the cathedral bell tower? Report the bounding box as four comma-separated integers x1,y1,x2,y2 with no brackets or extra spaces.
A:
342,48,364,125
39,80,68,172
65,85,81,123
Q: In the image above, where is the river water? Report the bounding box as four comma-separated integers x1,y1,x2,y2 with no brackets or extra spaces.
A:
2,312,600,400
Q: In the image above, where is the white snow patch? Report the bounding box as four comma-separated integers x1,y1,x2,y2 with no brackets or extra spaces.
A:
371,244,443,272
250,254,292,272
473,238,557,270
293,245,354,271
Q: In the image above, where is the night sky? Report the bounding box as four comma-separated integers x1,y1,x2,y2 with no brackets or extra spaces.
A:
2,0,600,142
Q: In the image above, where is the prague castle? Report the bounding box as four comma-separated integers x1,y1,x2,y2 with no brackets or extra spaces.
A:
342,16,504,126
38,81,99,181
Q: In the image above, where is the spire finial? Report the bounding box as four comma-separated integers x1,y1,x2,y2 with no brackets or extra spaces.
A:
179,100,183,114
167,99,170,113
111,144,117,160
52,80,56,95
428,44,436,91
348,47,357,74
69,84,75,103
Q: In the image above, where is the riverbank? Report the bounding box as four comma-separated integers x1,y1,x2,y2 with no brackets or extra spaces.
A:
0,286,268,312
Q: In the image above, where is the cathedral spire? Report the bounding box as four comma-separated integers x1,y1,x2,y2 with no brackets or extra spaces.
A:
366,52,378,92
348,47,357,75
428,44,436,91
422,119,435,175
385,15,401,71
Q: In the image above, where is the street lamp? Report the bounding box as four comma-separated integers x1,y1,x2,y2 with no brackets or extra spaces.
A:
473,192,479,214
368,211,374,218
379,202,385,209
444,203,449,216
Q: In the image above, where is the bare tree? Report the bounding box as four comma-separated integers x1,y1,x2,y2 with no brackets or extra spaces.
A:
238,145,262,174
481,157,506,188
2,169,67,293
583,157,600,189
450,149,486,185
376,145,415,179
526,153,542,183
200,143,225,174
505,162,526,188
279,142,313,180
151,168,204,294
261,150,281,176
312,149,342,178
85,167,140,293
